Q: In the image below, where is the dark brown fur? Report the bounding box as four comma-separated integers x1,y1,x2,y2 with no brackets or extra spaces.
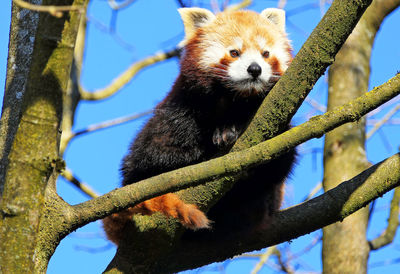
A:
103,10,295,245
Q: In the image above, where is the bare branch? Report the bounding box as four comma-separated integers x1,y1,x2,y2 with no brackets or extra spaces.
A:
69,110,152,141
13,0,84,18
305,97,327,113
224,0,252,11
303,182,323,202
251,246,277,274
80,48,180,101
176,0,187,8
289,233,322,260
275,247,295,274
107,0,136,10
61,168,100,198
369,187,400,250
367,104,400,139
277,0,287,9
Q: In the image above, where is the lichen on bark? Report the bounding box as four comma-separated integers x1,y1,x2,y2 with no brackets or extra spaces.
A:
0,0,89,272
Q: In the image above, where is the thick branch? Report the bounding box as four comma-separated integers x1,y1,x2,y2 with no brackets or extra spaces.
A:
74,73,400,230
233,0,373,151
149,153,400,273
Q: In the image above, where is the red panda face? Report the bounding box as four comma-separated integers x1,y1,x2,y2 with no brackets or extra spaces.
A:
179,8,292,96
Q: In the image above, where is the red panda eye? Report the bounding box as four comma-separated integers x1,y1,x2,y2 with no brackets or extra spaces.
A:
262,50,270,58
229,49,240,58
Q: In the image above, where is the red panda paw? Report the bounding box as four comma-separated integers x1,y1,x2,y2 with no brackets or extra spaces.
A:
137,193,211,230
178,203,211,230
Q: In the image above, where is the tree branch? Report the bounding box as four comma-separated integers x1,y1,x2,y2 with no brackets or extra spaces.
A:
367,104,400,139
149,153,400,273
369,187,400,250
79,48,180,101
13,0,84,18
224,0,252,11
72,110,152,139
75,72,400,231
251,246,277,274
61,168,100,199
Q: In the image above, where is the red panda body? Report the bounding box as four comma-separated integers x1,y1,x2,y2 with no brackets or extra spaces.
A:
103,8,295,244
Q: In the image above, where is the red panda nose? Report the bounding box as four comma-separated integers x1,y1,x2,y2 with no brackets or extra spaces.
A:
247,62,262,78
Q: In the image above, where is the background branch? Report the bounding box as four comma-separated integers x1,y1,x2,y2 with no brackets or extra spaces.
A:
369,187,400,250
367,104,400,139
34,72,400,271
151,153,400,273
79,48,180,101
61,168,100,198
13,0,84,18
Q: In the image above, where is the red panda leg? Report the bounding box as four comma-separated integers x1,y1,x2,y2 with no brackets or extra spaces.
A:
103,193,210,244
135,193,211,230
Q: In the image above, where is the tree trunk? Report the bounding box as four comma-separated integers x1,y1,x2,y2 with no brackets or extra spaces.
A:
0,0,87,272
322,1,400,273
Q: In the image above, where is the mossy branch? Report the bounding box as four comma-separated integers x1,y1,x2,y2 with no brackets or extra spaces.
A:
158,153,400,273
68,72,400,234
232,0,373,151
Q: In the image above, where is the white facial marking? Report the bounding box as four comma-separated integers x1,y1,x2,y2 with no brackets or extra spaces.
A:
227,49,272,92
230,37,243,51
199,39,226,68
255,36,267,50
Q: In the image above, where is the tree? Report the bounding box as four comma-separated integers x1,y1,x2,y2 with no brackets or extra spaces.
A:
0,0,399,273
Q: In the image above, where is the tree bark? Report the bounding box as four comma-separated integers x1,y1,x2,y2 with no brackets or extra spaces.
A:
0,0,88,272
105,1,375,271
0,0,41,198
322,1,400,273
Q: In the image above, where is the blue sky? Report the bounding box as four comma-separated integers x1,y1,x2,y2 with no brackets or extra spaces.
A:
1,0,400,273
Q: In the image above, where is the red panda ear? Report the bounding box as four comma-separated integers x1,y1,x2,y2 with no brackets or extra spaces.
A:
178,8,215,44
260,8,286,33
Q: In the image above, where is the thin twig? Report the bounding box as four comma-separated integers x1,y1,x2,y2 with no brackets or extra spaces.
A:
368,118,400,125
80,48,180,101
277,0,287,9
305,97,327,113
369,187,400,250
275,247,295,274
367,95,400,117
224,0,252,11
176,0,187,8
289,233,322,260
211,0,220,13
107,0,136,10
367,104,400,139
86,14,135,51
72,110,152,139
61,168,100,198
13,0,84,18
251,246,277,274
303,182,323,202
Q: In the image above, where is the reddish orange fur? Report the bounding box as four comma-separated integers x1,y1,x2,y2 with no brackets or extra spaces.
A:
104,8,294,244
103,194,210,244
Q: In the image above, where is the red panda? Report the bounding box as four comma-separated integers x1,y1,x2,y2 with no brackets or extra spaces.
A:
103,7,295,244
